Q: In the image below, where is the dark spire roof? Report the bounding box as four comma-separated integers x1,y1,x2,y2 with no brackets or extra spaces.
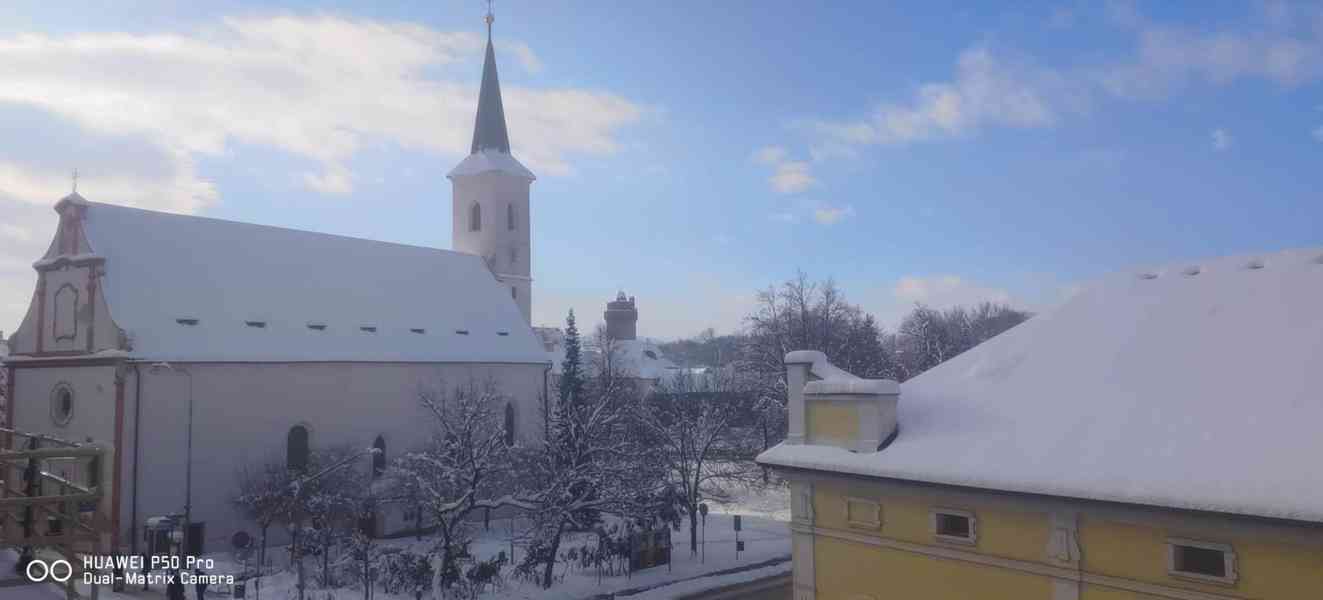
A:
470,30,512,154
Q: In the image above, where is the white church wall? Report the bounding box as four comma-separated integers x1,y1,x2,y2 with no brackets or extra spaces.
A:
10,364,119,453
9,364,123,547
129,360,547,554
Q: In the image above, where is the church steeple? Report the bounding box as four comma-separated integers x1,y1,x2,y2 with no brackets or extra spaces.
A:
470,7,511,155
449,2,534,325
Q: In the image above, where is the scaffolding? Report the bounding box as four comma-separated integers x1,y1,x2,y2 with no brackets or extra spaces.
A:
0,427,111,599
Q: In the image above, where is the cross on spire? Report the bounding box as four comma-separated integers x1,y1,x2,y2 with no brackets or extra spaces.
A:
72,169,79,194
485,0,494,39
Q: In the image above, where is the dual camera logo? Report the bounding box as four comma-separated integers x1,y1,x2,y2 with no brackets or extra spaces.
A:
25,559,75,583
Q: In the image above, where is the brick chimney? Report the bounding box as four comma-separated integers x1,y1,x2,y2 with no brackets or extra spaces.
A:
785,350,899,453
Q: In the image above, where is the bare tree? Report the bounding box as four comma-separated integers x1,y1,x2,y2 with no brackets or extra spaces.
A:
634,368,759,554
387,379,516,595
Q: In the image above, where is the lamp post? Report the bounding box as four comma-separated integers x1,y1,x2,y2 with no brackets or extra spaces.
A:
150,362,193,558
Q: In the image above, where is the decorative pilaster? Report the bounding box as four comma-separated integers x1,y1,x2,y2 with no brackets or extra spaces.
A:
1046,510,1082,600
790,480,816,600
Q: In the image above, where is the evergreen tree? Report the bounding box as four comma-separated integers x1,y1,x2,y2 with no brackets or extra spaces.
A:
553,309,585,455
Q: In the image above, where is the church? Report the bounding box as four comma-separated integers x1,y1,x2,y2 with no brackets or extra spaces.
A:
2,18,551,557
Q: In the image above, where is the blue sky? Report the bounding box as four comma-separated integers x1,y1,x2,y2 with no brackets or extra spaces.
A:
2,1,1321,338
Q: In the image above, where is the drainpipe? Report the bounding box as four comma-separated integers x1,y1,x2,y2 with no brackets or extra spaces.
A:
130,364,142,555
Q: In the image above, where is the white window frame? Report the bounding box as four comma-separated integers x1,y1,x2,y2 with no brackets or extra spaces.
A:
843,497,881,530
931,507,977,545
1167,537,1238,585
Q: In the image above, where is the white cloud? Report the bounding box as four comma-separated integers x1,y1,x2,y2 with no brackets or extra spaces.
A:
1098,20,1323,98
752,145,814,194
1211,128,1232,151
0,16,643,190
302,166,354,196
812,204,855,225
751,145,787,165
893,275,1012,305
769,211,799,224
770,161,815,194
861,274,1018,327
811,47,1076,147
1313,125,1323,142
510,42,544,74
795,5,1323,163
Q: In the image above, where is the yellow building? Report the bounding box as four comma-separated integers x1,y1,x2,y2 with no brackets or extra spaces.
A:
758,248,1323,600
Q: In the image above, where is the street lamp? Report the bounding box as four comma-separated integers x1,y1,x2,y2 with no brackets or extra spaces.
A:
150,362,193,558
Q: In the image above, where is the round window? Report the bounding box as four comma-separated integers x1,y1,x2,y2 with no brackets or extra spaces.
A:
50,383,75,426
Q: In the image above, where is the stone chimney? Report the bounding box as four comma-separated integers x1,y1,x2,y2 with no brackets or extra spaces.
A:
784,350,899,453
604,291,638,341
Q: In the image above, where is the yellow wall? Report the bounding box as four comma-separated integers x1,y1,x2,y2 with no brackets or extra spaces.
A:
801,475,1323,600
812,478,1050,564
1080,515,1323,599
814,535,1051,600
806,402,856,445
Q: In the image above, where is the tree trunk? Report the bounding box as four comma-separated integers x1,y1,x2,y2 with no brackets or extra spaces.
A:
323,542,331,588
689,508,699,554
540,520,566,589
294,524,306,600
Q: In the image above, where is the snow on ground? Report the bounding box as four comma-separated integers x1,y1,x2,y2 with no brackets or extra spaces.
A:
1,483,790,600
619,564,790,600
704,477,789,523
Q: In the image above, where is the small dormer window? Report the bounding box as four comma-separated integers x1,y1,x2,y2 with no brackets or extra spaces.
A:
176,318,200,326
1168,538,1237,584
1245,259,1265,270
245,320,267,329
455,329,470,336
497,331,510,337
644,350,658,360
932,508,977,545
360,326,377,333
410,328,426,334
307,322,327,331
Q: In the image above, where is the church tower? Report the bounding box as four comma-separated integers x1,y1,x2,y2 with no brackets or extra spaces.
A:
449,7,535,323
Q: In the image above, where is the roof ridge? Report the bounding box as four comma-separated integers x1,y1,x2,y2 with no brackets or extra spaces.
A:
83,200,476,258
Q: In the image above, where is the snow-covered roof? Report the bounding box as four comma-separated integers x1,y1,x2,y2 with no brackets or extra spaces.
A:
760,247,1323,523
78,201,548,364
540,331,679,381
610,338,680,380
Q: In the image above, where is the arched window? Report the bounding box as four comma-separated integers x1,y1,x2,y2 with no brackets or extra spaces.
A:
287,425,310,472
372,435,386,479
504,403,516,446
469,203,482,232
507,204,516,231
